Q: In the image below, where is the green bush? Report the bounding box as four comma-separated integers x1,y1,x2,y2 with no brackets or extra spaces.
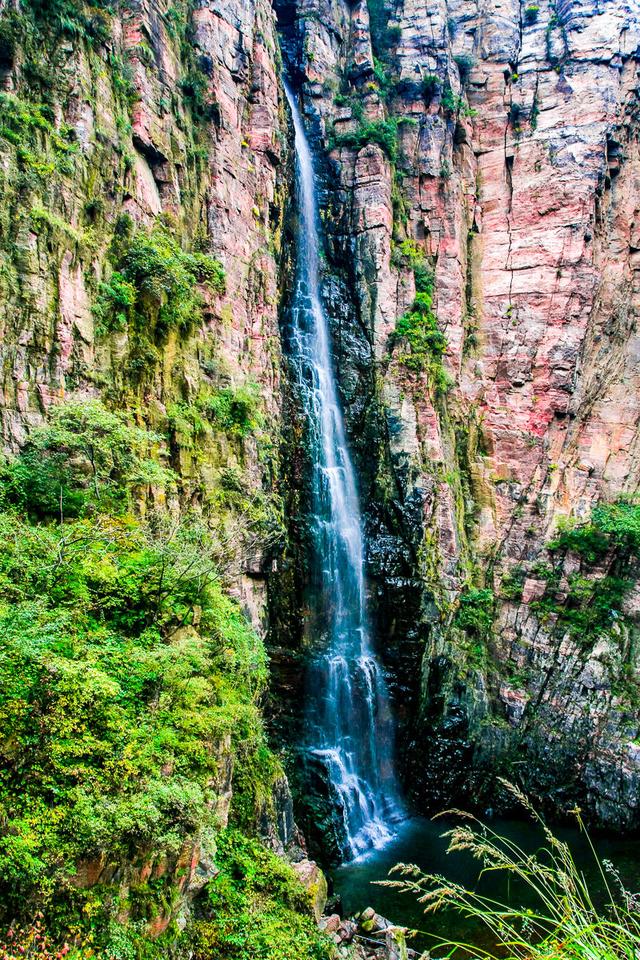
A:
501,567,525,601
394,286,446,373
189,830,331,960
549,501,640,564
24,0,112,43
531,572,630,646
203,383,263,438
331,117,399,162
0,400,172,519
0,92,78,177
0,510,271,923
422,73,441,104
524,5,540,24
95,225,225,338
453,53,475,82
453,588,495,639
0,400,285,943
528,500,640,645
167,383,264,446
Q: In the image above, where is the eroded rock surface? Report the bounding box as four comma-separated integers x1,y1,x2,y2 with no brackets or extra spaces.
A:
279,0,640,829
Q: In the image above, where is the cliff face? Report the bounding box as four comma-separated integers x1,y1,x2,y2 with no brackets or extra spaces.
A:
1,0,640,946
0,0,300,942
275,0,640,830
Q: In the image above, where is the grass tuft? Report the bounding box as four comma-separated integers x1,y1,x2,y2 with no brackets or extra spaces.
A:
380,781,640,959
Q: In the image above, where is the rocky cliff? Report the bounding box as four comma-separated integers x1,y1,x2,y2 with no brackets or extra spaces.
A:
0,0,312,950
273,0,640,834
1,0,640,951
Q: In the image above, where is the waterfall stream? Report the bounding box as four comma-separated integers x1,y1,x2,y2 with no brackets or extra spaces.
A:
284,84,402,861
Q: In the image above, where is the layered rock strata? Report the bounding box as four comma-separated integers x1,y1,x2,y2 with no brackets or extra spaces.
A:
276,0,640,829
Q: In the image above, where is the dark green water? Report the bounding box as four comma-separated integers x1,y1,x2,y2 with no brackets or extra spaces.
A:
332,815,640,956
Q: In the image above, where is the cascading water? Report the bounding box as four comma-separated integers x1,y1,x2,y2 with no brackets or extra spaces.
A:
284,83,403,861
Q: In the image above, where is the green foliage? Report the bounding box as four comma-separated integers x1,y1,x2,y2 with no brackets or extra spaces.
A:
524,5,540,24
0,400,172,519
501,567,525,601
94,271,137,332
394,285,446,373
109,52,140,109
0,403,280,947
422,73,441,104
167,383,263,448
549,501,640,564
390,239,432,292
453,588,495,639
0,92,77,177
189,830,331,960
441,80,457,115
23,0,112,46
384,784,640,960
528,501,640,646
202,384,263,438
331,117,399,162
440,81,474,118
179,68,218,122
372,56,393,97
531,573,630,646
95,225,225,338
0,511,270,917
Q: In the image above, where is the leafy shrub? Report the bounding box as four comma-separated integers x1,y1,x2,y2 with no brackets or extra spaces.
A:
501,567,525,601
549,501,640,564
203,384,263,438
0,500,274,935
531,572,630,645
93,271,136,332
528,500,640,645
179,68,218,122
422,73,441,104
524,4,540,24
453,53,475,82
0,400,172,519
0,93,77,177
331,117,399,162
394,287,446,373
189,830,331,960
453,588,495,639
23,0,112,45
441,80,457,115
95,226,225,337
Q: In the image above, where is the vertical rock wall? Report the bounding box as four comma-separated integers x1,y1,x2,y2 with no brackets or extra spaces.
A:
277,0,640,829
0,0,293,924
0,0,289,616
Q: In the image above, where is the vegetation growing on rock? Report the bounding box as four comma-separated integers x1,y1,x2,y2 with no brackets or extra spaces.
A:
0,401,297,956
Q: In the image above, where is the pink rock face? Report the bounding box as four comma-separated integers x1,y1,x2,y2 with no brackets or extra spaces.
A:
295,0,640,825
0,0,291,933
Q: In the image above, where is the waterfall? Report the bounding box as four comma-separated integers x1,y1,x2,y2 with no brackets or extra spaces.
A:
284,83,403,861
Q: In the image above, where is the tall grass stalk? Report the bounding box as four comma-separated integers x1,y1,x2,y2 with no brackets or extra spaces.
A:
379,780,640,959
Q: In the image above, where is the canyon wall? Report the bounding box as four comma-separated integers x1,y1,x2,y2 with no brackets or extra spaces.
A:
0,0,304,939
275,0,640,832
1,0,640,943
